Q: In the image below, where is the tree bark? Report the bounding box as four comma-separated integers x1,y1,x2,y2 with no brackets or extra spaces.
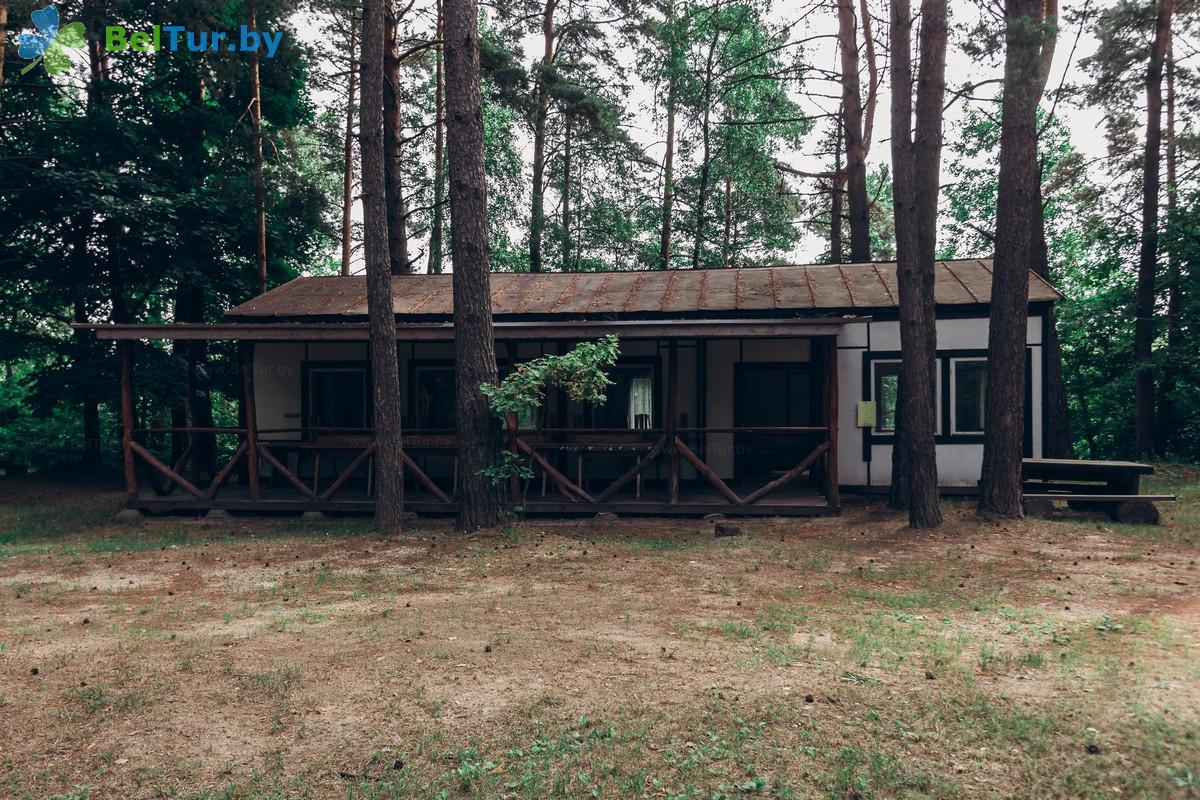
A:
384,3,413,274
445,0,501,530
838,0,871,262
658,0,678,270
562,116,572,270
978,0,1048,518
430,0,446,273
529,0,558,273
888,0,944,527
250,10,268,295
1158,31,1179,456
0,2,9,97
721,175,732,267
361,0,406,534
341,17,357,276
1134,0,1172,459
690,28,720,270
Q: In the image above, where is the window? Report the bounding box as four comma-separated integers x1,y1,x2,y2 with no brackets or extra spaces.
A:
590,367,655,429
413,366,455,430
951,359,988,434
870,359,939,434
872,361,901,432
307,367,367,430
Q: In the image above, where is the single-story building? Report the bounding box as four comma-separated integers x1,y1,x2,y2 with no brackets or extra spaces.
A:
82,259,1060,517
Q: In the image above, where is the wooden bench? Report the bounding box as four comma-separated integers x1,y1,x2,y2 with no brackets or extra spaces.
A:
1021,458,1175,523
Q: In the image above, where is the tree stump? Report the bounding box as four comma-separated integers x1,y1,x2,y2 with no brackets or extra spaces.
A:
714,522,741,538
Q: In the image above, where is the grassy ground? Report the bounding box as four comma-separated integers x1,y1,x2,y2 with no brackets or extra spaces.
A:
0,468,1198,799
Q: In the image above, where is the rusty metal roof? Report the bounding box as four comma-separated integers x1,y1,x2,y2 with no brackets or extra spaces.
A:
225,259,1061,320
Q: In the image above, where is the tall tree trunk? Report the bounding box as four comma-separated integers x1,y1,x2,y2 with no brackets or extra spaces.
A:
978,0,1049,517
0,1,9,97
361,0,406,534
690,29,720,270
659,96,677,268
721,175,732,267
888,0,945,527
658,0,678,270
1029,0,1072,459
562,117,574,270
341,17,357,276
838,0,871,262
529,0,558,273
1158,33,1179,456
384,3,413,274
430,0,446,273
445,0,501,530
250,10,268,295
1134,0,1172,459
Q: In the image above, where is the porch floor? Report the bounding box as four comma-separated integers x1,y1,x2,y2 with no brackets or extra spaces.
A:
130,481,837,517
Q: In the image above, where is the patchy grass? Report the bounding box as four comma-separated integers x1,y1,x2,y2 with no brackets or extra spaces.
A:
0,469,1198,798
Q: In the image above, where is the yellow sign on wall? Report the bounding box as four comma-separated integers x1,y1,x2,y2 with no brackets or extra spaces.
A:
857,401,877,428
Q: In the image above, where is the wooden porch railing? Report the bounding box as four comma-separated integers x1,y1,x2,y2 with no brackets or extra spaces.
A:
118,337,841,513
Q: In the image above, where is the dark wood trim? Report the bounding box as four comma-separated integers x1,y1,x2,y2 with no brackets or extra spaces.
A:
317,443,377,501
666,339,679,504
398,449,452,503
206,442,248,500
258,444,318,500
675,436,740,504
824,338,840,506
242,343,262,501
741,441,830,505
80,318,860,342
130,441,206,499
593,435,667,503
120,341,137,500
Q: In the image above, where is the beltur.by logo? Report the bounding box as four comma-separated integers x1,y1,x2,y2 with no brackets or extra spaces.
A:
14,3,286,78
16,5,85,76
106,24,285,58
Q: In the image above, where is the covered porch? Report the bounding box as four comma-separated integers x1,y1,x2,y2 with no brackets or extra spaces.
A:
88,317,850,517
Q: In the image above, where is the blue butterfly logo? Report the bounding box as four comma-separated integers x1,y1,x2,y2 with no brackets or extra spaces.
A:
17,5,86,77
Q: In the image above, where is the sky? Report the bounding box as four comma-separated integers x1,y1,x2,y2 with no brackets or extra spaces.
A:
292,0,1119,269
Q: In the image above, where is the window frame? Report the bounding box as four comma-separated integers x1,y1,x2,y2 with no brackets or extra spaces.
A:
868,357,940,436
949,357,989,435
301,361,371,437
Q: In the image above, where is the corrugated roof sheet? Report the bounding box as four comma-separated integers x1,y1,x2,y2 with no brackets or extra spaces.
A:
226,259,1061,320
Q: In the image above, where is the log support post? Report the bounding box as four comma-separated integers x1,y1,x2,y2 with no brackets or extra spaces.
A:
120,341,137,501
241,342,262,501
505,411,522,507
823,337,840,508
667,338,680,504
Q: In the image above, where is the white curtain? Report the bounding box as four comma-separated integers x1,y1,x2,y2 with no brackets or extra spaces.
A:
627,375,653,429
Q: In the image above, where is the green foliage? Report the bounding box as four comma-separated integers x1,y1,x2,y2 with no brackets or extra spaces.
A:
480,336,621,417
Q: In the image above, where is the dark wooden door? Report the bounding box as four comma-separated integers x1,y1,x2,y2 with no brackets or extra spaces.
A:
734,364,816,480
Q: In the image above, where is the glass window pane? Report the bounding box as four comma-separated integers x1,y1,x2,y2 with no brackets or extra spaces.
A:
954,361,988,433
309,369,366,429
873,362,901,432
415,367,456,430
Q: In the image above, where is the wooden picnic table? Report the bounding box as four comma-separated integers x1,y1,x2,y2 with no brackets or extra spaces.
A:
1021,458,1173,523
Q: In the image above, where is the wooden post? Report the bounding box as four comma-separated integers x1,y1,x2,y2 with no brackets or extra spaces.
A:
823,337,840,508
505,411,522,507
667,338,679,503
120,341,137,501
241,342,262,501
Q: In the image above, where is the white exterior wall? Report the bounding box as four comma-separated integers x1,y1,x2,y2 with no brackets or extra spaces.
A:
835,313,1045,488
